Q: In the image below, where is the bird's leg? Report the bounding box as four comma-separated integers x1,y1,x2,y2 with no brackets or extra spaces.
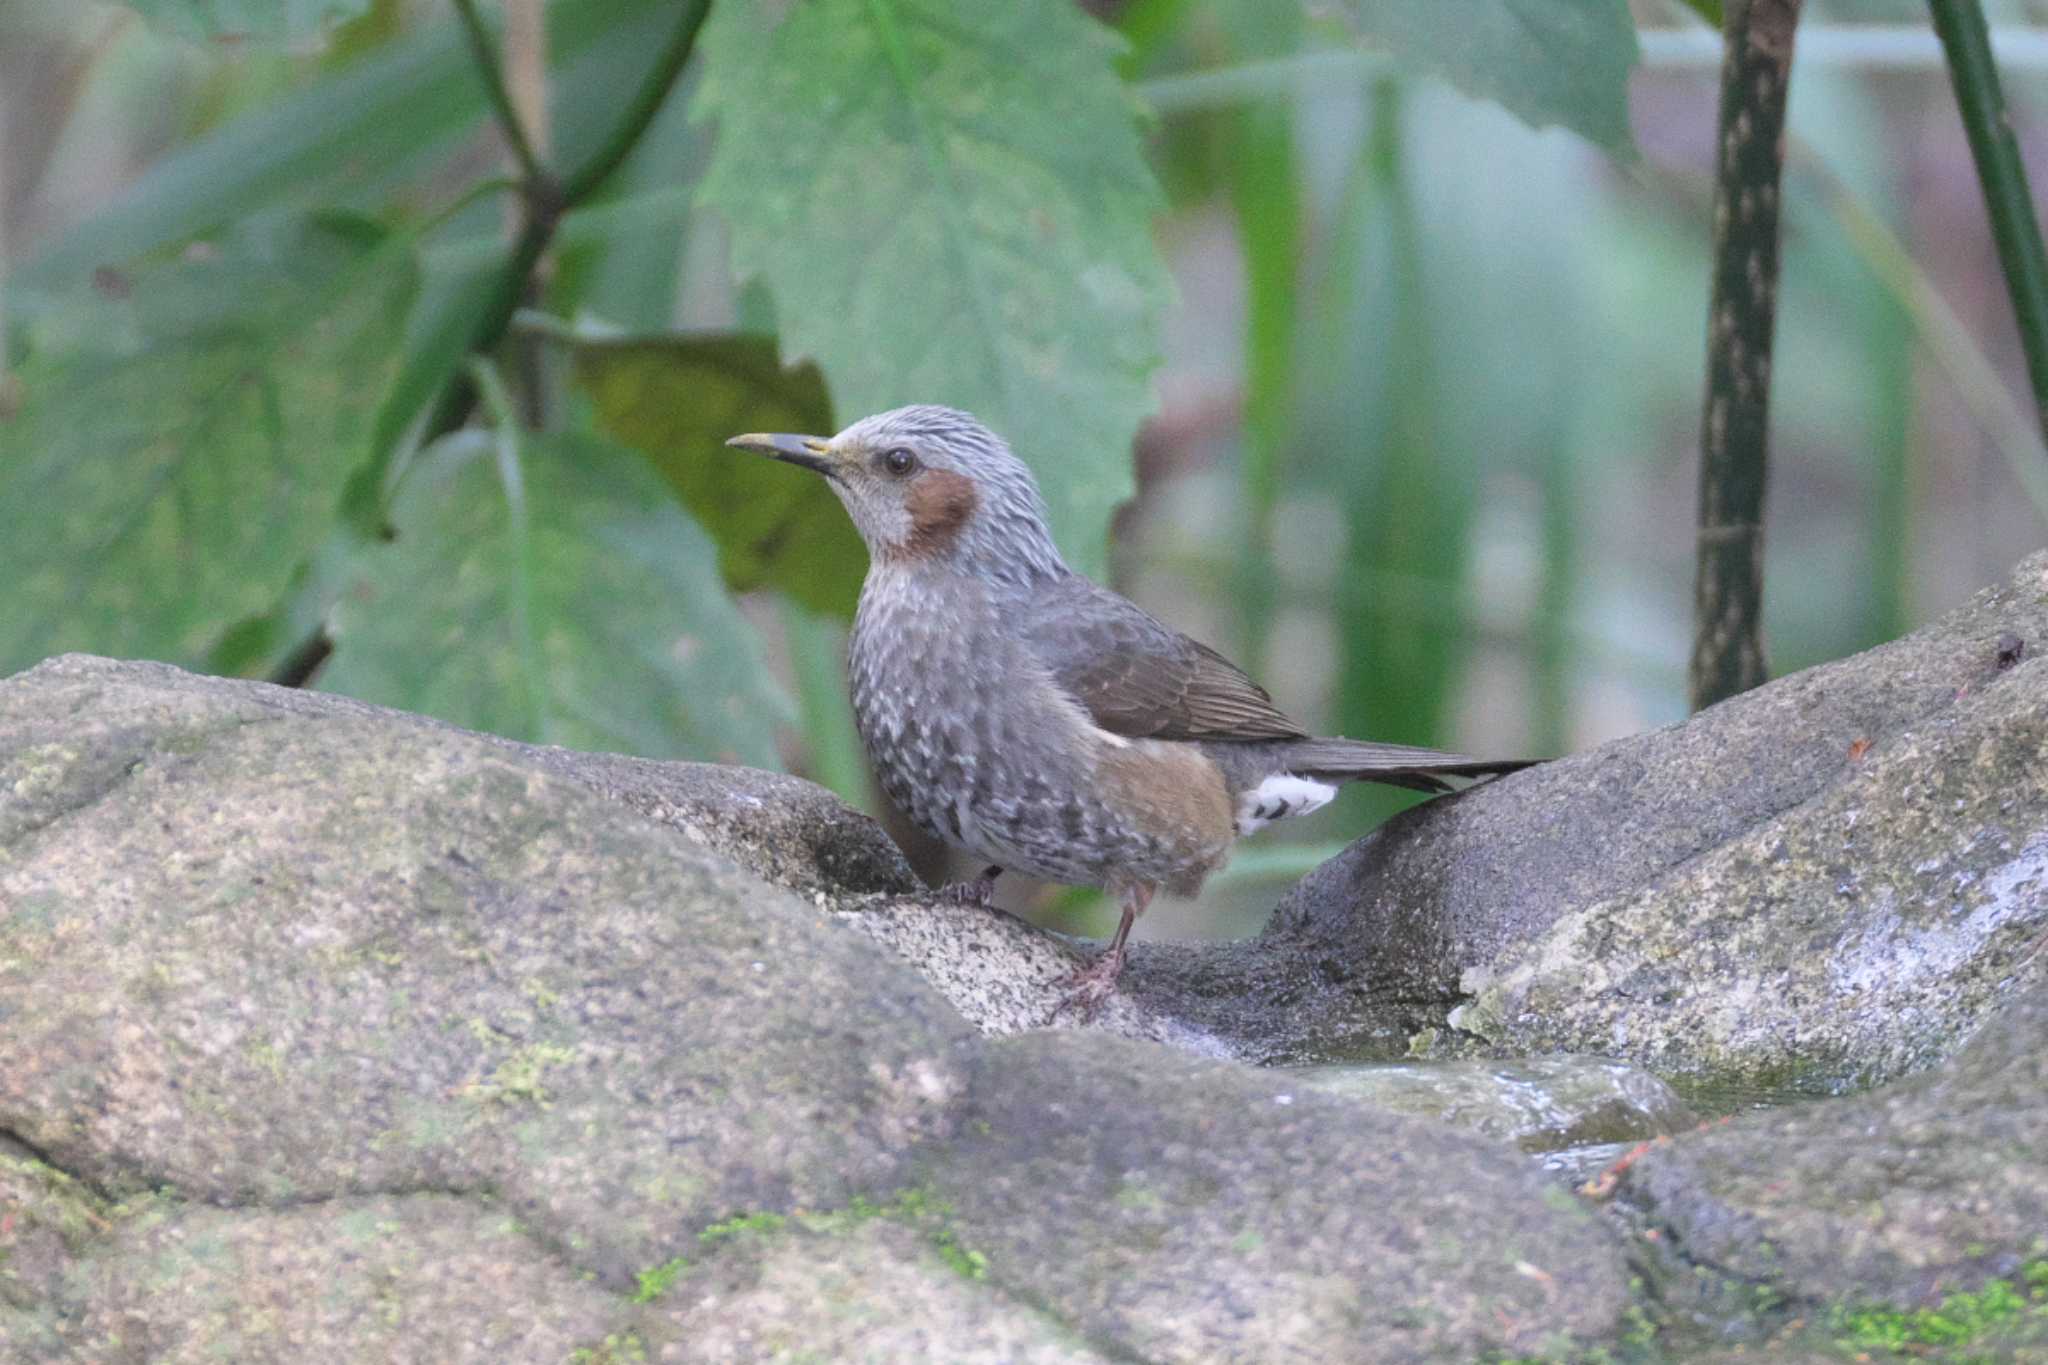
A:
938,865,1002,907
1057,882,1153,1018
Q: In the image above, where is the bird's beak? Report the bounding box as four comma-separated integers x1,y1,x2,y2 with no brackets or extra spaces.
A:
724,432,838,479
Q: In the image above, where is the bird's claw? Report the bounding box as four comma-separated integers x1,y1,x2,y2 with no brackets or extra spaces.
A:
936,867,1000,907
1051,945,1127,1022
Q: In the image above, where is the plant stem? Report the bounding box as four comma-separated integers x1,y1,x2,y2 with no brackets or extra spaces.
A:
1689,0,1800,712
452,0,546,188
1928,0,2048,439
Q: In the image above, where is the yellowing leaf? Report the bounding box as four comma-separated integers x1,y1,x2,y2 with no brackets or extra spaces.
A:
555,330,862,619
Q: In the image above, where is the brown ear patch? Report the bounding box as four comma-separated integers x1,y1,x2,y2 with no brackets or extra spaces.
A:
900,468,979,558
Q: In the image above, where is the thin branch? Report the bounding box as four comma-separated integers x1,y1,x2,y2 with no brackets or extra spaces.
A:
1929,0,2048,439
452,0,547,189
1690,0,1801,712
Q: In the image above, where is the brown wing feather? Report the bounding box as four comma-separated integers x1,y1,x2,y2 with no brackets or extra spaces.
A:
1022,576,1305,742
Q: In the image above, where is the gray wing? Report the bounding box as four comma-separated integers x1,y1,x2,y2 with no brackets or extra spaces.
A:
1019,574,1306,743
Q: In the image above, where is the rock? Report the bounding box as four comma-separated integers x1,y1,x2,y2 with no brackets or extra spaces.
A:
1108,550,2048,1086
1612,979,2048,1326
514,745,918,897
639,1213,1111,1363
922,1032,1631,1362
0,654,977,1290
1290,1055,1698,1152
0,655,1632,1363
834,894,1239,1056
0,653,916,899
8,604,2044,1361
0,1148,107,1360
52,1193,634,1364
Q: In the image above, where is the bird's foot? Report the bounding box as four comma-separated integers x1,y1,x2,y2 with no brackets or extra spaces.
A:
936,866,1001,908
1052,945,1127,1021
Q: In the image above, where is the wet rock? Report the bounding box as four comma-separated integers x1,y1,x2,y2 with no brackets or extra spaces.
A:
1614,980,2048,1315
1290,1055,1698,1152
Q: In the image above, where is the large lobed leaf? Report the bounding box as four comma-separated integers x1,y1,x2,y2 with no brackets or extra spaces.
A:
555,330,865,618
692,0,1173,578
1336,0,1639,156
320,429,789,768
0,215,415,675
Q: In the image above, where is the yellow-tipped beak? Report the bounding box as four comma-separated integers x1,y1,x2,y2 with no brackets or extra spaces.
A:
724,432,836,477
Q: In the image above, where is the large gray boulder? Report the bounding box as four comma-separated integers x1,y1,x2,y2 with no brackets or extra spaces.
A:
0,654,1631,1363
7,528,2043,1362
864,552,2048,1089
0,657,974,1291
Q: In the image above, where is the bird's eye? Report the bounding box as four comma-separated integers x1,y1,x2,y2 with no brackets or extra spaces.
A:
880,447,918,477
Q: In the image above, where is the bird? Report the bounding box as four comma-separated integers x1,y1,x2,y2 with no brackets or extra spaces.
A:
726,406,1532,1011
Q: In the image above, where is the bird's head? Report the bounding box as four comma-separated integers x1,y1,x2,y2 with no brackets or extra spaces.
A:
726,405,1067,584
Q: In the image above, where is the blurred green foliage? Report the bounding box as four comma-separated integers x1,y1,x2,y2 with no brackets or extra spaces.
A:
0,0,1636,772
1,213,413,667
3,0,2043,929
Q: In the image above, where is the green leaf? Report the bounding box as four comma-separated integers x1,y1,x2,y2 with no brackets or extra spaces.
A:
1227,99,1302,678
1300,84,1475,829
111,0,370,43
13,0,661,296
320,429,788,767
546,328,862,619
0,214,416,675
1333,0,1639,155
692,0,1173,579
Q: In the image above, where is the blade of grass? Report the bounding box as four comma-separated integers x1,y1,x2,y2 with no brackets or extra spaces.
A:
1532,427,1577,756
1800,147,2048,525
1229,99,1301,678
15,0,660,294
1333,83,1471,760
468,358,546,741
1929,0,2048,440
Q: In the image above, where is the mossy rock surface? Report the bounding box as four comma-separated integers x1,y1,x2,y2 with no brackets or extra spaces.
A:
0,654,1633,1363
1613,982,2048,1318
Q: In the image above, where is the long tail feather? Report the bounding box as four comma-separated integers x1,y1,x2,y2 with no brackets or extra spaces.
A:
1282,738,1538,794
